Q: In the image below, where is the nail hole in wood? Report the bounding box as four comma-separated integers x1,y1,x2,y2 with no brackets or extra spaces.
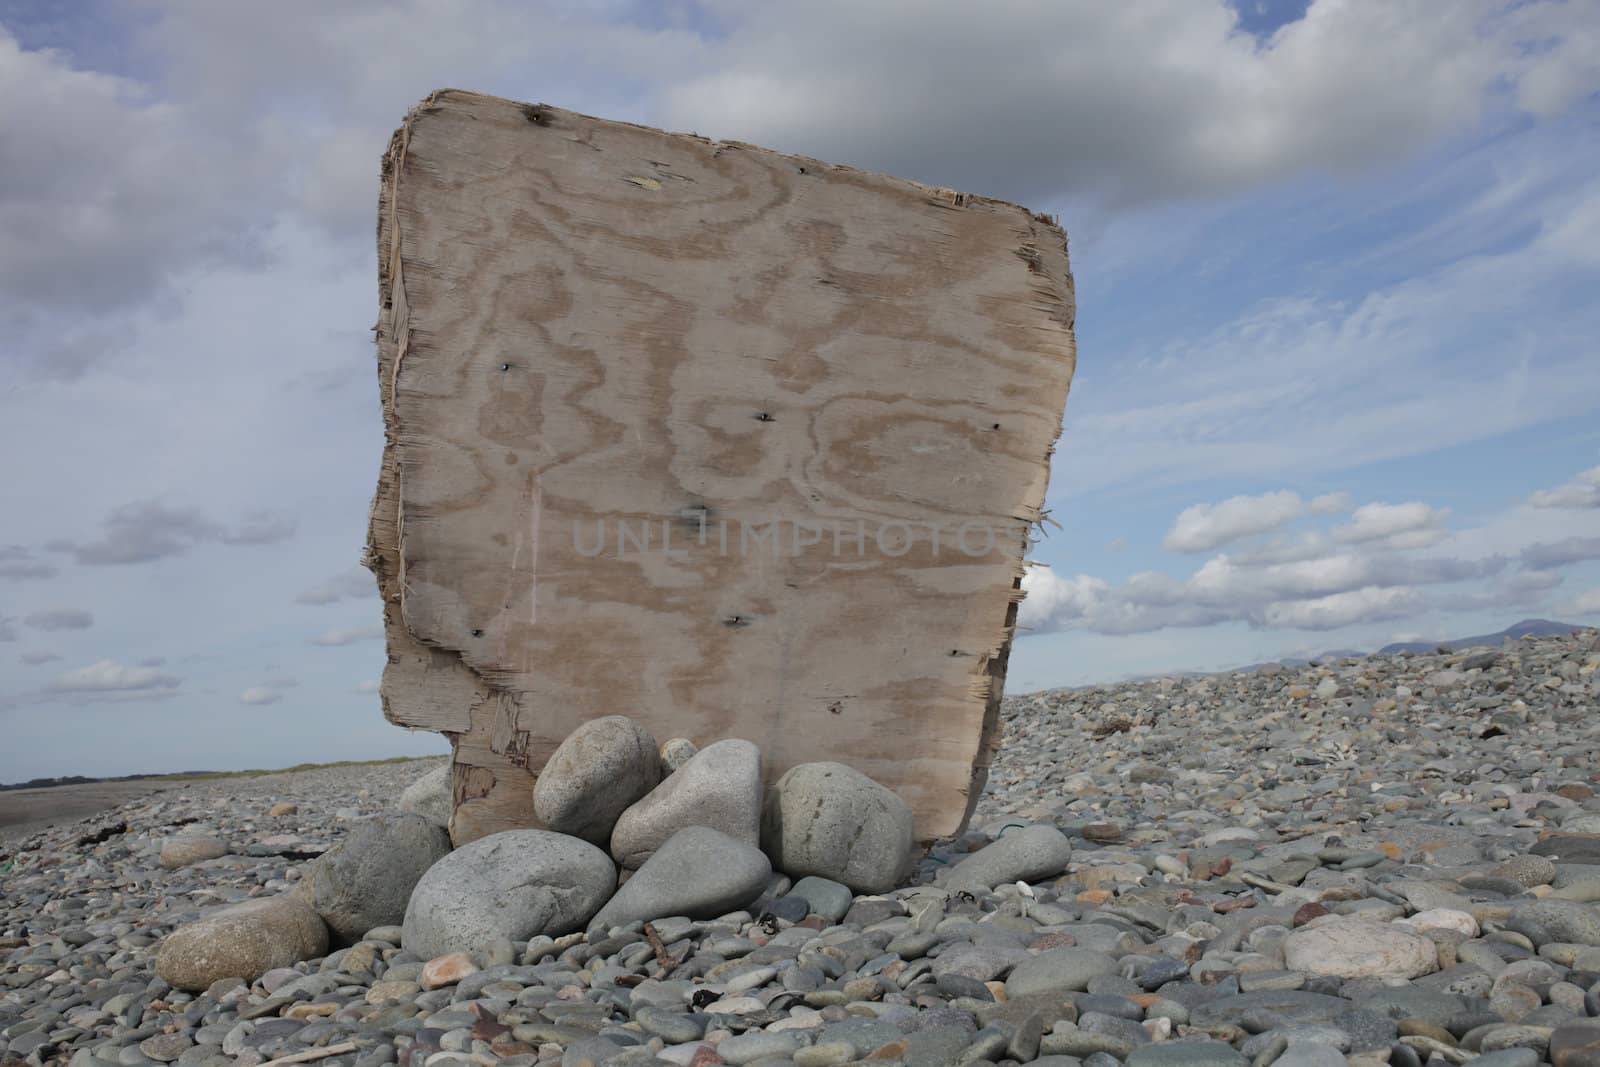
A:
471,629,484,637
754,412,774,422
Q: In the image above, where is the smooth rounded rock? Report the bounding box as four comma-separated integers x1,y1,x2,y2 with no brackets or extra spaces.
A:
302,812,451,944
659,737,698,773
610,739,762,868
398,764,451,828
1005,947,1119,996
787,876,854,923
159,835,226,869
1125,1041,1248,1067
946,823,1073,891
1284,919,1438,979
588,826,770,935
402,829,615,958
1190,991,1356,1029
156,896,330,991
1472,1051,1542,1067
1511,900,1600,946
1550,1024,1600,1067
534,715,660,845
762,761,913,893
1406,909,1479,937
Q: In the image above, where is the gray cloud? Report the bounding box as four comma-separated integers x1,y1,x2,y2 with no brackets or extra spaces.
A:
0,546,57,580
138,656,167,667
0,27,266,343
1431,569,1563,612
65,500,295,565
295,566,376,606
661,1,1599,210
23,608,93,631
1521,535,1600,570
0,616,16,642
19,650,61,665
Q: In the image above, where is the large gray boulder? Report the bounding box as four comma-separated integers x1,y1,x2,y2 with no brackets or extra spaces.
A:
534,715,660,845
156,896,329,992
588,826,770,936
402,829,614,959
302,813,451,944
610,738,762,868
946,824,1073,891
761,761,913,893
398,764,451,828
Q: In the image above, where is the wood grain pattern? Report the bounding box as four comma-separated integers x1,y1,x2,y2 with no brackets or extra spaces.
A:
367,90,1075,846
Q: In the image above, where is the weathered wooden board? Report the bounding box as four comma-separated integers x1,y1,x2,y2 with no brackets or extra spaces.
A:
367,90,1075,846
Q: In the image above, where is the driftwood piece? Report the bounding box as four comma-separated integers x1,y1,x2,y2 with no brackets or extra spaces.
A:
368,90,1076,845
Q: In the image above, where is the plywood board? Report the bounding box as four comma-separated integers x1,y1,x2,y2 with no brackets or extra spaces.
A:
367,90,1075,846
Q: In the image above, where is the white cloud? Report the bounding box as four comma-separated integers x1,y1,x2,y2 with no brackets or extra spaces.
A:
1017,569,1109,631
1567,587,1600,616
353,679,380,694
1164,491,1304,552
48,659,181,693
312,623,384,647
295,566,376,606
1332,501,1449,549
1530,465,1600,508
1018,547,1504,636
239,686,282,706
23,608,93,631
1259,586,1425,630
1309,492,1353,514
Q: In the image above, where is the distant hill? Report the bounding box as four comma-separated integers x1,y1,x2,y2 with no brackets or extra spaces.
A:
1375,618,1587,655
1211,619,1588,678
0,755,437,791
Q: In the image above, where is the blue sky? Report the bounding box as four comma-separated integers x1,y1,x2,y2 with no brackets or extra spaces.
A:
2,1,1599,780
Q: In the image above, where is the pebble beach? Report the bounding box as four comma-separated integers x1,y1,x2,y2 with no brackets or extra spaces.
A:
3,629,1599,1067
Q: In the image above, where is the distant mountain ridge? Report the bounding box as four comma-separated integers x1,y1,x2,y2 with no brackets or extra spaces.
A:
1219,619,1589,677
1373,618,1586,655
